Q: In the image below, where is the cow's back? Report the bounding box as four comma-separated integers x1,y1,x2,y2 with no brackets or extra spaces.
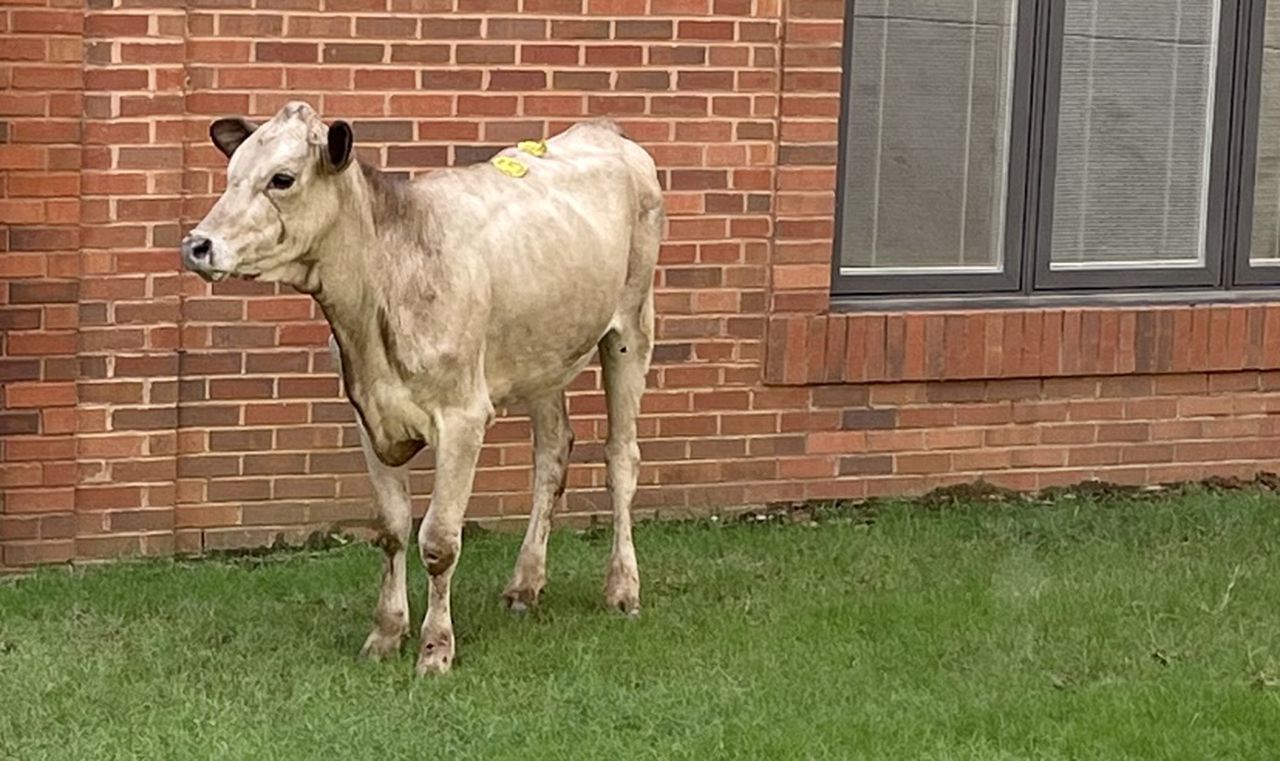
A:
416,121,661,403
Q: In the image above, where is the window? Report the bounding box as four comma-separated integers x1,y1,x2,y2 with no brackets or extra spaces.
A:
834,0,1280,297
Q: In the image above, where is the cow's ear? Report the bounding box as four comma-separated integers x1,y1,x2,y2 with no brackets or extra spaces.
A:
210,117,256,159
324,120,353,174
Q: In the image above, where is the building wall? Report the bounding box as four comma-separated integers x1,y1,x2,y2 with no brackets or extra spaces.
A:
3,0,1280,569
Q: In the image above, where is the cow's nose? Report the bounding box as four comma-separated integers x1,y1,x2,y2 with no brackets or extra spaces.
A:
182,235,212,263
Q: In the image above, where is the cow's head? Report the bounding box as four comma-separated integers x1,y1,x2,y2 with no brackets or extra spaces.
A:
181,101,354,284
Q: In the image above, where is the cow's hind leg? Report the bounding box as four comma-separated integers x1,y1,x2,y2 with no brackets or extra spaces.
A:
356,425,412,660
416,403,488,676
504,391,572,612
599,293,654,615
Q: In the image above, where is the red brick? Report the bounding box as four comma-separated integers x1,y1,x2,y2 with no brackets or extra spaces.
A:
256,42,318,62
489,69,548,90
520,44,579,65
5,541,75,566
895,453,950,475
204,478,271,503
806,431,866,454
1178,394,1236,418
953,449,1014,472
1067,446,1123,467
12,10,82,34
923,428,983,450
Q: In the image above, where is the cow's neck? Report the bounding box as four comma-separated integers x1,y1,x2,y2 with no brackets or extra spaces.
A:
305,165,430,465
310,186,378,343
309,163,416,335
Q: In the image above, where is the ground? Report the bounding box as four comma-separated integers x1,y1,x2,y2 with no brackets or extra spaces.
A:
2,486,1279,759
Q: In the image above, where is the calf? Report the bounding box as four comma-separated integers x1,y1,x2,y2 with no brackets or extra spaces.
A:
182,102,664,675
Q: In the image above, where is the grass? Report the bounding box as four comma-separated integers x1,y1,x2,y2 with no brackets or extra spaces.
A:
2,487,1280,760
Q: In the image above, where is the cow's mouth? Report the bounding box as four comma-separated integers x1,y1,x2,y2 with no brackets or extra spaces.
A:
189,267,227,283
195,269,258,283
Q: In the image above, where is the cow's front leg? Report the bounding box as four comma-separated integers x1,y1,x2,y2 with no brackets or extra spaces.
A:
334,335,413,661
356,424,411,661
416,405,487,676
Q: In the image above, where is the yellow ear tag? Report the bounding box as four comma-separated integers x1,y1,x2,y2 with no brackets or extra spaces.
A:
517,139,548,157
490,155,527,178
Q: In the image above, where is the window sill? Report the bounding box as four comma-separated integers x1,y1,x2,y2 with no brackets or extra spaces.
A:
830,288,1280,313
763,301,1280,386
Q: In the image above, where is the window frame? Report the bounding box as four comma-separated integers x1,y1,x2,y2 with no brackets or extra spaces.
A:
829,0,1040,296
1232,0,1280,286
831,0,1280,300
1032,0,1240,291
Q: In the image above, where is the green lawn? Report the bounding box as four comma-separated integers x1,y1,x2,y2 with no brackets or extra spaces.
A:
2,487,1279,760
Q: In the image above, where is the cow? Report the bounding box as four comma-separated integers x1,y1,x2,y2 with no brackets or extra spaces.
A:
181,101,664,675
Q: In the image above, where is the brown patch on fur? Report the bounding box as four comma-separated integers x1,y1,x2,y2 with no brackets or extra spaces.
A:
359,162,439,307
360,162,416,238
419,631,452,662
422,543,456,577
374,530,403,555
378,438,424,468
420,525,459,576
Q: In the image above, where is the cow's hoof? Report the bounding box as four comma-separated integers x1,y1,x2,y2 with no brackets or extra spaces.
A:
605,591,641,617
502,584,542,615
604,562,640,616
415,632,454,676
359,630,404,662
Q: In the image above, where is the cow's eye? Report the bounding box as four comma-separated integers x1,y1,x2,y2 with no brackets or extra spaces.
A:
269,173,295,190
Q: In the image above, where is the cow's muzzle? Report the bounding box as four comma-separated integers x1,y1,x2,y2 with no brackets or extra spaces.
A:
180,233,228,282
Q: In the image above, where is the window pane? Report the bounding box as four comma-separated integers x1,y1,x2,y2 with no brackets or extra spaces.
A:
1250,3,1280,266
1050,0,1220,269
840,0,1018,272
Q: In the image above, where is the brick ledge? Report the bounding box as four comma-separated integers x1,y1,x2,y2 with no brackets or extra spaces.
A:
764,304,1280,385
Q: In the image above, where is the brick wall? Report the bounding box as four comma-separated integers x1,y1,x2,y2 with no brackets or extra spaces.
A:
1,0,83,565
3,0,1279,569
